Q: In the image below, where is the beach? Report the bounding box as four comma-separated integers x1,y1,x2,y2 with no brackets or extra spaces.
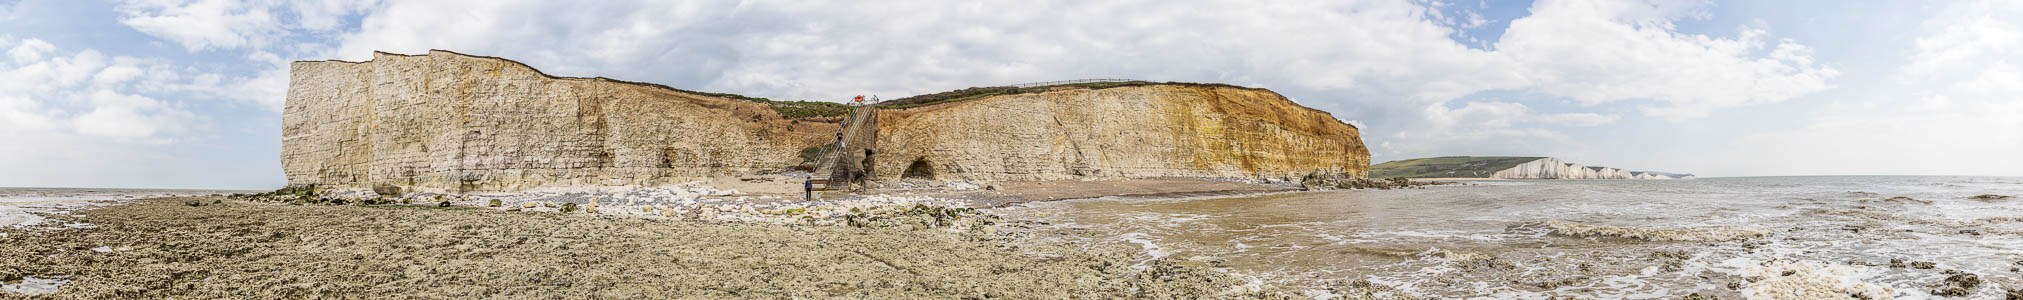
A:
0,195,1256,298
7,176,2019,298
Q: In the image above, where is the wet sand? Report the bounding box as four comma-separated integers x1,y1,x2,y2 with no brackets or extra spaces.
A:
0,196,1255,298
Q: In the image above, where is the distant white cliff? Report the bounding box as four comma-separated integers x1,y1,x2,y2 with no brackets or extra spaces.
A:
1489,158,1692,180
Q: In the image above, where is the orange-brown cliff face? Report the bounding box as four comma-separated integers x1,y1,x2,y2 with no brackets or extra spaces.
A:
282,51,1369,191
867,85,1369,182
281,50,837,191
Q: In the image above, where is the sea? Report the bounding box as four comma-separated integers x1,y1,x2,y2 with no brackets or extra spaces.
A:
0,188,252,228
991,176,2023,299
0,187,255,295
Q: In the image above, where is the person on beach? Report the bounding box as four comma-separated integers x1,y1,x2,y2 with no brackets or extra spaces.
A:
804,178,813,201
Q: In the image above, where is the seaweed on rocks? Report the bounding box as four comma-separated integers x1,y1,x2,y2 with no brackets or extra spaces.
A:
1300,171,1443,190
1931,270,1981,297
1881,196,1931,204
1971,194,2013,201
1912,261,1937,269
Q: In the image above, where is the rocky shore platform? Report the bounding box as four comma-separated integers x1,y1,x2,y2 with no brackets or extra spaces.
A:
0,196,1271,298
0,174,1444,297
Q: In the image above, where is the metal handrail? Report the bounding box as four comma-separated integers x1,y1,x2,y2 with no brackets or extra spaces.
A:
809,104,872,176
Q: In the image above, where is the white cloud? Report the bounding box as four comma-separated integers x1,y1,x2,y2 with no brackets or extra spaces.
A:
1367,101,1624,159
117,0,283,51
1444,102,1617,131
1539,112,1621,127
0,95,58,130
1497,0,1837,120
7,38,54,63
1710,0,2023,176
115,0,380,51
72,90,195,139
0,38,207,154
0,46,107,96
93,63,146,86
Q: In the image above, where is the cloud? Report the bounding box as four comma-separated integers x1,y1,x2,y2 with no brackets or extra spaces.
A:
92,0,1852,180
116,0,283,51
114,0,381,51
71,90,195,139
109,0,379,111
92,62,146,85
1496,0,1838,120
0,38,212,186
7,38,54,63
1710,0,2023,176
1431,101,1619,129
308,0,1829,162
1539,112,1621,127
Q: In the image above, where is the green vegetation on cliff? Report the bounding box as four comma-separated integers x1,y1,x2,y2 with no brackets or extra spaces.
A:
878,81,1272,110
755,99,853,119
1369,156,1544,178
878,81,1145,109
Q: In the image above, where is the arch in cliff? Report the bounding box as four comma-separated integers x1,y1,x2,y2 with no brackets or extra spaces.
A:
902,158,936,180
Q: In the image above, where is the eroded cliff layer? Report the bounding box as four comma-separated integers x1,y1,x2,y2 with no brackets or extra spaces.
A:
283,51,1370,191
868,85,1369,181
281,50,836,191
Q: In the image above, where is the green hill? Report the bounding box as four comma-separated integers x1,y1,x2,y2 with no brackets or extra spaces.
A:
1369,156,1545,178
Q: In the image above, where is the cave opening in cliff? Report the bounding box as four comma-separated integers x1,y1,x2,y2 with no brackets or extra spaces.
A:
903,158,936,180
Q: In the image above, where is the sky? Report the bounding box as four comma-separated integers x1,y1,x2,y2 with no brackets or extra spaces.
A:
0,0,2018,189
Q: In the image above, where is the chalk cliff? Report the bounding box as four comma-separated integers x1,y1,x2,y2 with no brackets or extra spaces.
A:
281,51,1370,191
868,85,1369,182
1486,158,1687,179
281,50,839,191
1371,156,1689,179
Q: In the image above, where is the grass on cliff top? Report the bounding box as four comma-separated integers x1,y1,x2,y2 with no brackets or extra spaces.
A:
755,99,853,119
651,86,852,120
877,81,1264,110
1369,156,1547,179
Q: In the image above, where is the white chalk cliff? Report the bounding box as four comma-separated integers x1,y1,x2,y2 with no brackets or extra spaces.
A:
1489,158,1691,180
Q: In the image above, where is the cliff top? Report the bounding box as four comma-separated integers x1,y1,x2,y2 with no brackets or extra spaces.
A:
295,50,1316,121
1369,156,1547,178
875,80,1354,130
877,80,1279,110
294,50,856,119
1632,171,1697,177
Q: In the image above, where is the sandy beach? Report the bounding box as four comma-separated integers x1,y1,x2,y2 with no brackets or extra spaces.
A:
0,196,1260,298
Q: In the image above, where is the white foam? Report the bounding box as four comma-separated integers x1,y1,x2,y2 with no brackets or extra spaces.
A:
1732,261,1896,300
1118,232,1169,259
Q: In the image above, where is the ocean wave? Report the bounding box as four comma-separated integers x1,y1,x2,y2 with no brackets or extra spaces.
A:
1538,220,1766,242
